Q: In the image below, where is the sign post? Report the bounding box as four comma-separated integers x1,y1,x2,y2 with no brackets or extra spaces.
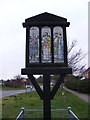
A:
21,12,72,119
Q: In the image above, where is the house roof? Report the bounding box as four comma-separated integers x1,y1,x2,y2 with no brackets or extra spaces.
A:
23,12,70,27
83,67,90,73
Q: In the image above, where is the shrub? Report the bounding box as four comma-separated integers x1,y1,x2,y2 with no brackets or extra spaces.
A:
65,75,90,93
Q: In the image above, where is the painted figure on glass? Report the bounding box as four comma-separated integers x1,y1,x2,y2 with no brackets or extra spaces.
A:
42,27,51,63
29,27,39,63
54,31,64,63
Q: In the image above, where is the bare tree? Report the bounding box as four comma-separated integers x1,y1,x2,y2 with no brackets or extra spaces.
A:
68,40,86,75
51,40,86,83
14,74,21,80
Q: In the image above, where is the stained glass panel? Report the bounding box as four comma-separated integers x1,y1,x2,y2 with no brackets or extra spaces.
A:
29,27,39,63
53,27,64,63
42,27,51,63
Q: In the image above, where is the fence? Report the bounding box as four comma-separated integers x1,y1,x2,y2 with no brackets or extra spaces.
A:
16,108,24,120
68,107,79,120
16,107,79,120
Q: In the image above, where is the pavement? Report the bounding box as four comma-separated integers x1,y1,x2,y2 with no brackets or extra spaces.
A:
64,87,89,103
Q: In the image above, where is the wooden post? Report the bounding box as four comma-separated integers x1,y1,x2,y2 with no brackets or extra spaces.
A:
22,68,72,119
43,74,51,120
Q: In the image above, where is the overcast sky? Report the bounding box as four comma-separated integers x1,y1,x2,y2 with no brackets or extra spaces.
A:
0,0,89,80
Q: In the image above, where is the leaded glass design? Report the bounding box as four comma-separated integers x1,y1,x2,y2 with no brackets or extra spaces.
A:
42,27,51,63
53,27,64,63
29,27,39,63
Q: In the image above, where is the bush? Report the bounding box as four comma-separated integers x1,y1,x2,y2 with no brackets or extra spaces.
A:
65,75,90,93
4,79,25,88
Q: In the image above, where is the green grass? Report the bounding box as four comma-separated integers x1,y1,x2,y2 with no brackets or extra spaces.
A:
1,90,89,119
2,87,25,90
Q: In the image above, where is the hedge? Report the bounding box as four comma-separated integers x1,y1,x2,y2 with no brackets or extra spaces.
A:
65,75,90,93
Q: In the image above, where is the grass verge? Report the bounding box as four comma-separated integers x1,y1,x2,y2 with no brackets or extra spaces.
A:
2,87,25,90
1,90,89,119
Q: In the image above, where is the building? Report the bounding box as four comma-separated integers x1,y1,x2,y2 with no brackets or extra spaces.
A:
83,67,90,79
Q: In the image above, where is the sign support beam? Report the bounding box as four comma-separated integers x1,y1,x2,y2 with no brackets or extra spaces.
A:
51,74,66,99
43,74,51,119
28,74,43,100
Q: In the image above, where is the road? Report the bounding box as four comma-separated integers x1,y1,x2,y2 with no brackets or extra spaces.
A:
0,90,26,99
64,87,89,103
0,86,43,99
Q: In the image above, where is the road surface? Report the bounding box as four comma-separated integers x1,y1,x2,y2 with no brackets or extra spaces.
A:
0,86,43,99
0,90,26,99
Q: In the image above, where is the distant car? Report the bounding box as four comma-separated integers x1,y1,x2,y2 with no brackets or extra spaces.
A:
50,82,54,87
80,77,85,80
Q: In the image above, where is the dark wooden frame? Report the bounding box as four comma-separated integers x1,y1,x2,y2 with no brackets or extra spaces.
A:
22,12,71,120
23,12,70,68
